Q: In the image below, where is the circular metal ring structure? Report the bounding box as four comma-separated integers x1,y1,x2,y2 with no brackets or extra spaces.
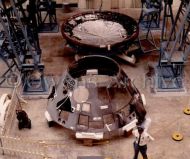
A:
61,11,138,53
46,55,146,140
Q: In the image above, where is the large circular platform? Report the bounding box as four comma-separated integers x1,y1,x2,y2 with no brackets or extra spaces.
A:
46,55,146,140
61,11,138,52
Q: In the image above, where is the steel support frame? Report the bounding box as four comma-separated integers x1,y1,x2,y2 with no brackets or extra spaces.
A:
0,0,49,94
156,0,190,91
36,0,58,33
161,0,174,41
138,0,162,53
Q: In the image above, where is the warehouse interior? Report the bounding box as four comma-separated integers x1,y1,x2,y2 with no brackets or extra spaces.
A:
0,0,190,159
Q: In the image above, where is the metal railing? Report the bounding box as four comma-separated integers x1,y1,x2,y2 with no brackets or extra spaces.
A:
0,136,48,159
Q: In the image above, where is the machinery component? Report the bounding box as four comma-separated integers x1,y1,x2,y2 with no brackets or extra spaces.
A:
139,0,162,29
161,0,174,41
46,55,146,140
27,0,41,53
47,85,56,100
157,0,190,91
36,0,58,32
0,13,21,87
172,132,183,141
138,0,162,53
22,67,49,94
16,110,31,130
0,47,19,87
0,0,49,94
61,11,138,55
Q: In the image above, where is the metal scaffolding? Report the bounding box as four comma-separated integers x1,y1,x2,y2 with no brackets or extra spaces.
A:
156,0,190,91
36,0,58,33
138,0,162,53
161,0,174,41
0,0,49,94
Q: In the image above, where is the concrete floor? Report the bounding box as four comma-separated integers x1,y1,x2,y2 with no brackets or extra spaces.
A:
0,7,190,159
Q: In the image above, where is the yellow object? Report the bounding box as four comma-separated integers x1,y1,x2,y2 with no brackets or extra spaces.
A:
183,107,190,115
172,132,183,141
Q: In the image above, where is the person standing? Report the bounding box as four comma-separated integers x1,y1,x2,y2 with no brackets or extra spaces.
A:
132,126,154,159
